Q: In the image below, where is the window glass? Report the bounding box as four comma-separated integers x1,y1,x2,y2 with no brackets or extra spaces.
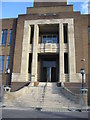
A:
63,24,68,43
47,35,52,43
88,27,90,43
64,53,68,74
0,56,5,73
8,29,12,45
42,36,46,43
43,61,56,67
1,29,8,45
42,34,57,43
6,56,9,71
52,35,57,43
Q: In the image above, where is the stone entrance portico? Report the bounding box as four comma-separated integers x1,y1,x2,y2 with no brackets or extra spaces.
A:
12,18,82,84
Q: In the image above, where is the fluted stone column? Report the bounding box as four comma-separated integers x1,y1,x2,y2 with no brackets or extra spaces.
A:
31,24,39,83
68,19,76,82
59,23,64,82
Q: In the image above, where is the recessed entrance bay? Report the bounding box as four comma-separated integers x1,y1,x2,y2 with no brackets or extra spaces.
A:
43,61,56,82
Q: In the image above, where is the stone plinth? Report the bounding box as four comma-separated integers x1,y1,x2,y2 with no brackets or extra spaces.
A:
80,88,88,106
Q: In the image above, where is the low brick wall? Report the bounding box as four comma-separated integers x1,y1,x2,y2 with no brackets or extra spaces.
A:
11,82,30,92
2,74,7,85
60,86,80,104
64,82,86,94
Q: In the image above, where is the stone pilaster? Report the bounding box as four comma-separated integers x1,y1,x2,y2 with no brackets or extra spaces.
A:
31,24,39,82
59,23,64,82
68,19,76,82
20,24,31,81
12,23,31,82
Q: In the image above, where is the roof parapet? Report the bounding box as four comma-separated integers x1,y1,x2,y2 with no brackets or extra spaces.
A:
34,0,67,7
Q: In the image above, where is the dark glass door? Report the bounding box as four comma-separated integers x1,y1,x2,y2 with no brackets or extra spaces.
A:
51,67,56,82
42,61,56,82
43,67,47,82
47,67,51,82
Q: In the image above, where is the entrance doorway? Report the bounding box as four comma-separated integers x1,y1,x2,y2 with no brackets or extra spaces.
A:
47,67,51,82
43,61,56,82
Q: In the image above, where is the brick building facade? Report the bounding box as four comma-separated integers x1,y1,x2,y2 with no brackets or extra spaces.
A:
0,1,90,104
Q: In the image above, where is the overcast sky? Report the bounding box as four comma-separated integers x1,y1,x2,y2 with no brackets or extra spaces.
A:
1,0,90,19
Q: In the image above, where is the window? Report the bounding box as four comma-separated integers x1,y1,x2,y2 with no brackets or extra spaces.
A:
1,29,8,45
64,53,68,74
63,24,68,43
42,34,57,43
0,56,5,73
42,36,46,43
43,61,56,67
8,29,12,45
88,27,90,43
6,56,9,71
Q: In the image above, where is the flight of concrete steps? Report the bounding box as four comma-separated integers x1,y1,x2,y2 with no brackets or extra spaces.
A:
40,83,80,111
4,83,80,111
